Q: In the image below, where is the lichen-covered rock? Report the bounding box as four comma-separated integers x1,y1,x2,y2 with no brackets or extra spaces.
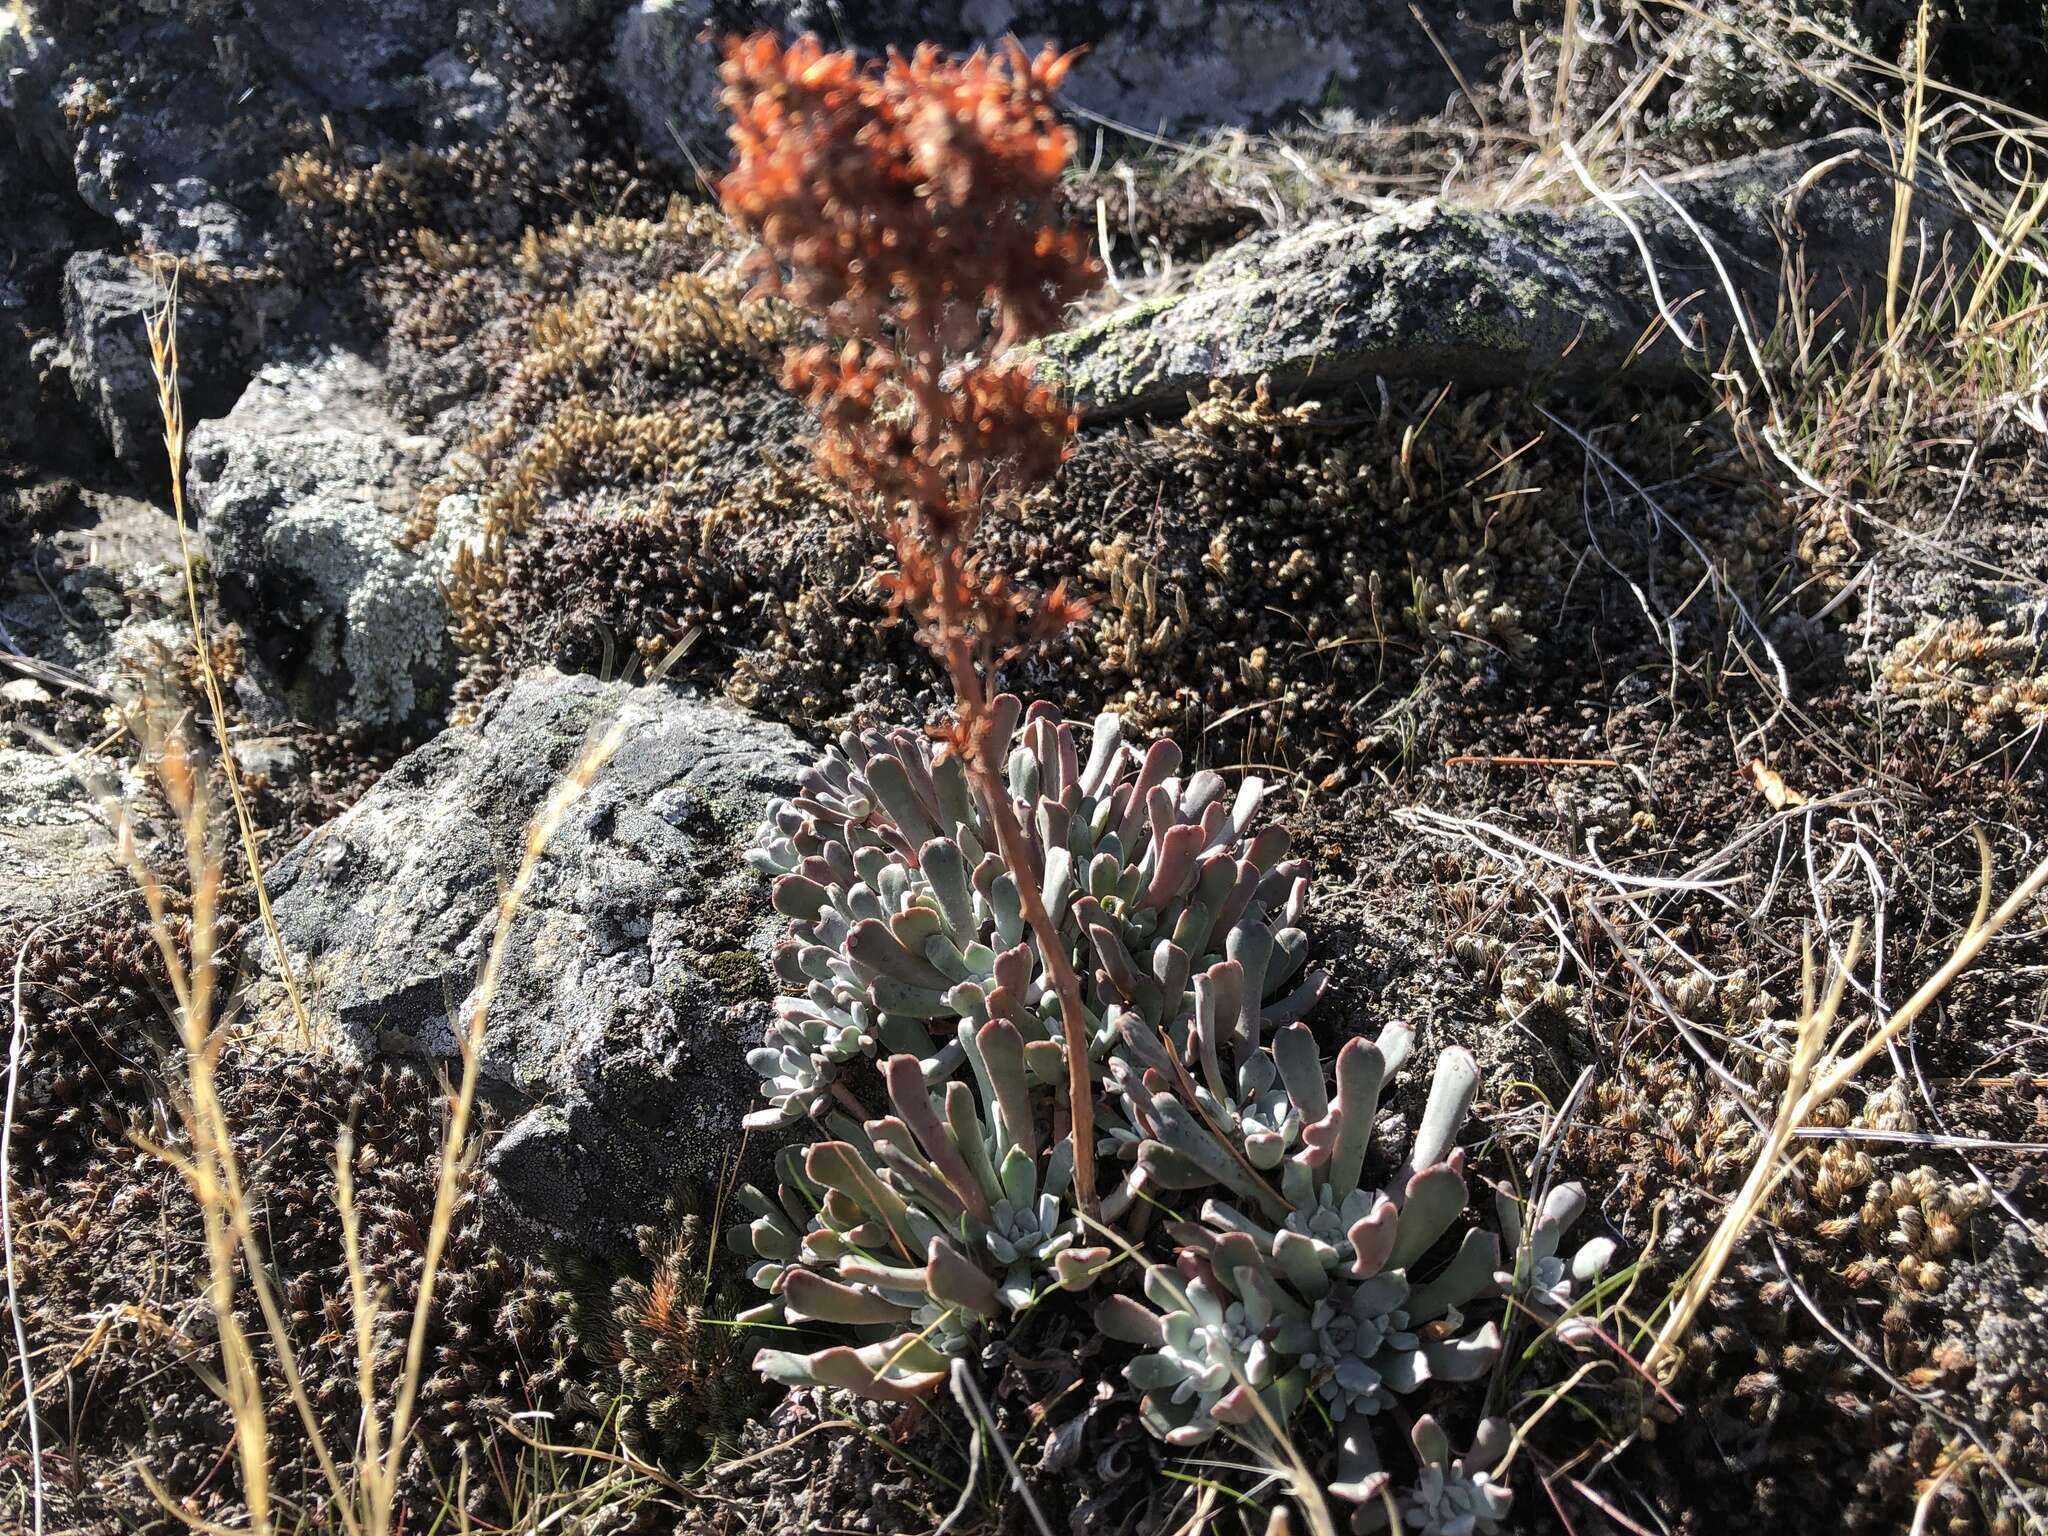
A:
247,668,809,1258
607,0,1510,166
0,743,125,933
1038,130,1967,417
189,349,463,735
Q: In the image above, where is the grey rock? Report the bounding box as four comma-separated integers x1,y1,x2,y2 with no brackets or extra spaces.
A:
1036,130,1967,418
955,0,1503,134
188,350,461,735
0,11,66,170
609,0,1509,167
4,12,258,264
420,49,512,144
248,669,810,1257
0,483,186,716
62,251,293,478
0,744,126,936
608,0,720,168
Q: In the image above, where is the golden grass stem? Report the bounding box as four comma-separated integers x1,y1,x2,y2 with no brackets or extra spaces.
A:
1884,0,1934,347
1643,923,1854,1383
143,277,311,1045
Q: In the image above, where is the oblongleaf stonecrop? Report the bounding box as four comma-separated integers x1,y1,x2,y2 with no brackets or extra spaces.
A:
718,27,1108,1216
714,30,1574,1526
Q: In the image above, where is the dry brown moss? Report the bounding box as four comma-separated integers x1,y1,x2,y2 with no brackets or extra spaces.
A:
1881,615,2048,744
10,1049,570,1534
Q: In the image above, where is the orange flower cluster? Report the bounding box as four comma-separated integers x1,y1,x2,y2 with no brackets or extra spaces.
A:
717,32,1100,671
719,33,1095,353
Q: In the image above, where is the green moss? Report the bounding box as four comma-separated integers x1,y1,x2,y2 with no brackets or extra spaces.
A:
702,946,766,1002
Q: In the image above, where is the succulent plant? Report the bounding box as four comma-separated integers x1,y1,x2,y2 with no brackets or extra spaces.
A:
742,699,1536,1524
1347,1415,1515,1536
743,700,1321,1134
1099,1038,1502,1490
1495,1181,1619,1315
732,1016,1113,1400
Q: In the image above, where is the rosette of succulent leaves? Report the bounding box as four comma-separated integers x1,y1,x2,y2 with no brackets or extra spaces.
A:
1496,1180,1619,1320
734,701,1517,1513
1350,1415,1516,1536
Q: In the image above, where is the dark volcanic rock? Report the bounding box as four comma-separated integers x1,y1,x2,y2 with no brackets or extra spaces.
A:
4,0,516,267
248,669,808,1257
1037,130,1969,417
62,252,294,480
244,0,466,115
607,0,1512,167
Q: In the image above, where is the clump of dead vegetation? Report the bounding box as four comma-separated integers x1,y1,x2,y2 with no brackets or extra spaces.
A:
1881,616,2048,744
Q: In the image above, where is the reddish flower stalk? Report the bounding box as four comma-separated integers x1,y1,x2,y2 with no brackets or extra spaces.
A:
718,33,1105,1214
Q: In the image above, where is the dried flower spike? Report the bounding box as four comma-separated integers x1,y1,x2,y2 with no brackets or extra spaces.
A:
719,32,1106,1209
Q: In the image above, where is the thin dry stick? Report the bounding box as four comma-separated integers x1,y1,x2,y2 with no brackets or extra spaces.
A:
944,1359,1055,1536
1549,0,1581,152
1443,754,1621,769
144,281,310,1043
5,923,55,1536
139,312,361,1531
362,717,626,1536
1909,1446,1982,1536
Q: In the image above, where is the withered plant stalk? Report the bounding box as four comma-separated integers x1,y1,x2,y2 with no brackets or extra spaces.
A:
718,35,1106,1211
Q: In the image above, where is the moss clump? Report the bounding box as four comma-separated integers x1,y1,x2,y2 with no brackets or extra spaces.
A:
1026,377,1579,775
1,895,203,1180
551,1184,765,1469
1880,615,2048,743
701,947,766,1002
